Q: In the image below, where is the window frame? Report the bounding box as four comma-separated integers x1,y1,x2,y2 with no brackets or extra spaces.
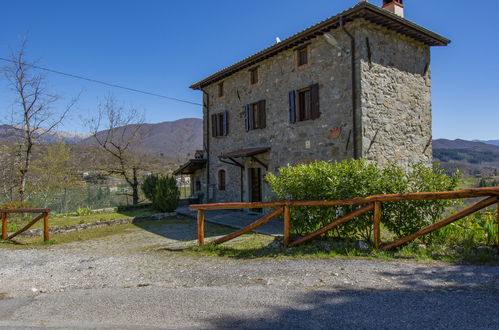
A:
218,169,226,191
211,111,228,137
245,100,266,131
297,87,312,122
249,67,259,85
296,46,309,67
217,81,224,98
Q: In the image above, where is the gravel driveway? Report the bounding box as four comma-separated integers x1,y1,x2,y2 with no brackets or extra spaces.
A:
0,223,498,329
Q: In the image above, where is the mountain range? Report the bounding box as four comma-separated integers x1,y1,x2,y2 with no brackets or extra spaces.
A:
0,118,204,161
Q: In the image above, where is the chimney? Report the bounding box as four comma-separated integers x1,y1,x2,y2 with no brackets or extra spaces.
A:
382,0,404,18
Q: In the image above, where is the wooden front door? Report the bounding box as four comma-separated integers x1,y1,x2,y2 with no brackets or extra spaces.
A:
249,168,262,211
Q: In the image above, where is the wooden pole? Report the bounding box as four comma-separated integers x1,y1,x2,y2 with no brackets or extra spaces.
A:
43,212,49,242
197,210,205,246
384,196,498,250
283,205,291,247
289,203,375,247
214,208,283,245
1,212,7,240
373,202,382,249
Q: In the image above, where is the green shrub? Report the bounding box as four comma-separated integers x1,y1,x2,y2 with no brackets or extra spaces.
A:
75,207,92,216
0,201,31,210
153,176,180,212
266,159,459,242
382,163,459,241
141,174,159,202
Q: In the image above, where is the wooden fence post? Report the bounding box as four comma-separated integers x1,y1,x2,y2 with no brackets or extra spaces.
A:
197,210,205,246
373,202,382,249
43,212,49,242
283,205,291,247
1,213,7,240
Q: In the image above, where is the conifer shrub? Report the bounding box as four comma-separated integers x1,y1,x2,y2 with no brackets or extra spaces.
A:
153,175,180,212
141,174,159,202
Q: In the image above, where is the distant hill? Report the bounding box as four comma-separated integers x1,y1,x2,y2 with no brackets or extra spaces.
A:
473,139,499,147
0,124,89,144
80,118,203,161
433,139,499,177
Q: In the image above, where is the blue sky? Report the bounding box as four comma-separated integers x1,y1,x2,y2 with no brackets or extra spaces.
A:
0,0,498,140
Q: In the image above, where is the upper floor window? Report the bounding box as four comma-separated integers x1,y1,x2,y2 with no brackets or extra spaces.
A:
244,100,266,131
288,83,320,123
218,82,224,97
297,46,309,67
211,111,228,137
249,67,259,85
218,169,226,190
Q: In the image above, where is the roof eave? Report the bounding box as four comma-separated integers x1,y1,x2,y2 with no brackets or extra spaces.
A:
190,2,450,90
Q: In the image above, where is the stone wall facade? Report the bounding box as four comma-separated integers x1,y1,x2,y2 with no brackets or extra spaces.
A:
199,20,433,205
356,21,433,168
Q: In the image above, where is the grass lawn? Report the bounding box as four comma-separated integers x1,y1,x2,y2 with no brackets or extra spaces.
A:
6,207,159,232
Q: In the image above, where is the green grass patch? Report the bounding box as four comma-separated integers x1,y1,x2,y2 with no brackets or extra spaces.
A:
5,207,159,232
0,216,233,250
176,235,499,264
1,223,139,249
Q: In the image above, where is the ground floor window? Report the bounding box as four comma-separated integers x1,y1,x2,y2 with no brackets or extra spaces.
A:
218,169,226,191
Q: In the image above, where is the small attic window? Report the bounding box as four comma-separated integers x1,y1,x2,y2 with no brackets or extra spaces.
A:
218,82,224,97
297,46,309,67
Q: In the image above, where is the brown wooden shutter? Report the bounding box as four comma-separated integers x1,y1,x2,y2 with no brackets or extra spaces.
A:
244,105,250,131
259,100,266,128
310,83,320,119
211,114,218,137
288,90,296,123
223,110,229,136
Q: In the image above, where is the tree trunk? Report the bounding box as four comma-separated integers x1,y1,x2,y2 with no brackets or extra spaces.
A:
132,167,139,205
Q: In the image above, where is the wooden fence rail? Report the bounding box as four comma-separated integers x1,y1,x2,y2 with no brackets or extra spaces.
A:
190,187,499,251
1,209,51,242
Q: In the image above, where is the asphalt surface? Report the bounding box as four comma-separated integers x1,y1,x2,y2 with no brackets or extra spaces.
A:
1,220,498,329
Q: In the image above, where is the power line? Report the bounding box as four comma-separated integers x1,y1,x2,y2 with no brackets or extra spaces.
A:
0,57,202,106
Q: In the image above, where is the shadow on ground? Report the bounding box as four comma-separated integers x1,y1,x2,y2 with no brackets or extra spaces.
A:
132,216,233,242
205,266,499,329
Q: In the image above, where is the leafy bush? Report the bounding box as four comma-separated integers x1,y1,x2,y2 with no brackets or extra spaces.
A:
266,159,459,242
432,208,498,247
141,174,159,202
0,201,31,210
382,164,459,241
153,176,180,212
75,207,92,216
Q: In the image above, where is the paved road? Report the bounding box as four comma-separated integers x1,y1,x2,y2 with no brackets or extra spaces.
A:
1,221,498,329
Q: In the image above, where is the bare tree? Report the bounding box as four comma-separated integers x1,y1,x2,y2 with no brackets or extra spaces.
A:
87,95,145,205
1,39,77,202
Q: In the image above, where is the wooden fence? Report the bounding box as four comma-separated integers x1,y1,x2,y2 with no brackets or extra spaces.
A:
189,187,499,250
1,209,51,242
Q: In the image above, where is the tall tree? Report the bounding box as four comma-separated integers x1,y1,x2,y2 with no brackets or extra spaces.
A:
1,39,77,201
87,95,145,205
30,142,77,210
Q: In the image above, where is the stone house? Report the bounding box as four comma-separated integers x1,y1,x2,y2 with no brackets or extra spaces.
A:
174,1,450,205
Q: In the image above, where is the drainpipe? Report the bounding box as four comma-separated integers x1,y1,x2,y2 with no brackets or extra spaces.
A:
203,90,210,202
340,16,360,159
